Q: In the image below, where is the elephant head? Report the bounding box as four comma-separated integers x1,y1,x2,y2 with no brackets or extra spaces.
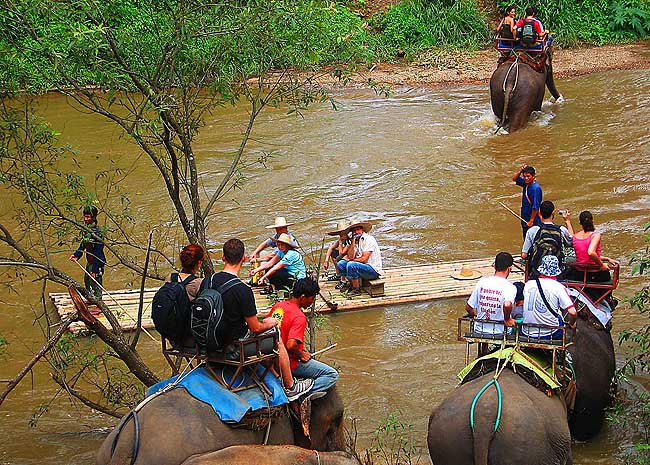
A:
294,389,345,451
97,387,346,465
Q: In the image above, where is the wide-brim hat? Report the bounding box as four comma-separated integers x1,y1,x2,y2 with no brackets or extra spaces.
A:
537,255,562,277
327,221,351,236
265,216,294,229
274,233,299,249
450,265,482,280
348,219,373,233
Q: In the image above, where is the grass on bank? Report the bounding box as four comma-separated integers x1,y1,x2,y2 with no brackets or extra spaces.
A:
2,0,650,92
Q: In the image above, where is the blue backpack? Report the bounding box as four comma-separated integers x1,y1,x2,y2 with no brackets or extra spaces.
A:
152,273,198,341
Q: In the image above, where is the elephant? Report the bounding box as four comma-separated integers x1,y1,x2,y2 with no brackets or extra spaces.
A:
566,312,616,440
490,49,562,132
96,387,345,465
427,369,572,465
180,445,361,465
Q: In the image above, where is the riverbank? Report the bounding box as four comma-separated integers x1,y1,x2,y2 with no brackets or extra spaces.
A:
328,42,650,88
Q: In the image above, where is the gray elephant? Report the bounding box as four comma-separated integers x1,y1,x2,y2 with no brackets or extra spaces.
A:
427,369,572,465
97,388,344,465
566,313,616,440
181,445,360,465
490,50,562,132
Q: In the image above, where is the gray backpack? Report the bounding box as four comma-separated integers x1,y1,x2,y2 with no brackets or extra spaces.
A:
190,276,240,354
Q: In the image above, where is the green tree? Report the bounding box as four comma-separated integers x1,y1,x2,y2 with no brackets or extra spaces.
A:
611,222,650,464
0,0,336,416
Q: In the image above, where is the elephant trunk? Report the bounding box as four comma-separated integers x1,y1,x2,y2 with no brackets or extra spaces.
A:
545,48,561,100
501,73,515,129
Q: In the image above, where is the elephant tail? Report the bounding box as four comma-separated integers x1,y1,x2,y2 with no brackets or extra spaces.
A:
469,378,502,465
495,61,519,134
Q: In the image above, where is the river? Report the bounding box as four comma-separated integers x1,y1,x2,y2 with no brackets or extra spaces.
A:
0,69,649,464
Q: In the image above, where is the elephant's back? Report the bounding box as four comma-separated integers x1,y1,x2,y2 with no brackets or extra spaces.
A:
97,389,294,465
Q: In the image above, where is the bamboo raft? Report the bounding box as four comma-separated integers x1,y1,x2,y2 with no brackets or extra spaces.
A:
49,257,524,334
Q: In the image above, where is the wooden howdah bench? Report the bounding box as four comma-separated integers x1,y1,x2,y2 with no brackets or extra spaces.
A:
161,331,279,395
361,278,385,297
457,317,575,374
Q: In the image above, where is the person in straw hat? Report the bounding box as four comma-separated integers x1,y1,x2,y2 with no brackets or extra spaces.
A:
522,254,577,340
323,221,352,282
249,216,297,264
465,252,518,350
250,233,306,294
335,219,382,296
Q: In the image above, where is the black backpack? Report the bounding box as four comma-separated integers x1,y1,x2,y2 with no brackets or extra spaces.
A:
520,19,538,47
191,275,241,354
527,224,564,276
151,273,198,340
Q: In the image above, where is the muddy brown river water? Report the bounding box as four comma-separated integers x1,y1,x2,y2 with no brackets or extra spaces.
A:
1,69,649,464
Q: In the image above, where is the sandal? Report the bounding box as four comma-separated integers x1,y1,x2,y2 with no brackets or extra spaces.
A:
327,274,341,282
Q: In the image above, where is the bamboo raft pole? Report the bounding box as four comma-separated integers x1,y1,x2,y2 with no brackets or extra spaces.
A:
50,256,523,334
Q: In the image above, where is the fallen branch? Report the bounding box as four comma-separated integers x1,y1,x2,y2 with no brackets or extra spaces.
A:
50,371,121,419
0,314,77,406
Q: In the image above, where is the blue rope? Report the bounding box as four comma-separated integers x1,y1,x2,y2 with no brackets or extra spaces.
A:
470,379,503,433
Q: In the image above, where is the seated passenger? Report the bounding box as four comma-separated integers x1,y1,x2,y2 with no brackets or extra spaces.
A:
497,5,518,48
251,233,306,295
249,216,297,264
515,7,546,50
522,200,573,275
267,278,338,398
522,255,577,339
336,219,382,296
323,221,351,282
201,238,313,400
465,252,517,337
564,210,619,302
164,244,205,302
533,8,553,47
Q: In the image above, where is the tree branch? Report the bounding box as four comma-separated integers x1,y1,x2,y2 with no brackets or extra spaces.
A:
0,314,77,406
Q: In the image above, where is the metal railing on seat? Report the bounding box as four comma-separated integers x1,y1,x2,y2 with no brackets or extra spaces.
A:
161,331,279,395
457,317,575,373
560,262,619,306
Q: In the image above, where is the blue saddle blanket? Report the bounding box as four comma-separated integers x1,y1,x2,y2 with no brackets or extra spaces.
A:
146,366,288,423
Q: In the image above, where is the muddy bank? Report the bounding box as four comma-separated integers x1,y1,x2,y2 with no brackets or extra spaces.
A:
331,42,650,88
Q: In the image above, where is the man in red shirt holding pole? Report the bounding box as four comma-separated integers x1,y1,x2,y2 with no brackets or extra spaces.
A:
267,278,339,398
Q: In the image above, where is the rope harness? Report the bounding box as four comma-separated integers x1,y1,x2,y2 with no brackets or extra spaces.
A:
469,347,513,433
315,450,321,465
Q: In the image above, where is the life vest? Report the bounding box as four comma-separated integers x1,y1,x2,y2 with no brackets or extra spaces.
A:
520,18,538,47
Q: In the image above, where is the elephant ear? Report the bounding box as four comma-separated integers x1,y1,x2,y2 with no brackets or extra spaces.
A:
299,391,327,438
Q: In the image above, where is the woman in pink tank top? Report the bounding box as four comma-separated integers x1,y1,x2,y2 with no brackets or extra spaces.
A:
565,211,618,295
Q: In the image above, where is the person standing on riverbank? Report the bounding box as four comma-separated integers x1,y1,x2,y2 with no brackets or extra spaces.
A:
70,206,106,300
512,164,543,238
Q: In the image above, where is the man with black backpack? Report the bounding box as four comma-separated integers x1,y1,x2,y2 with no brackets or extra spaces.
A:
193,238,314,401
515,7,546,49
522,200,573,277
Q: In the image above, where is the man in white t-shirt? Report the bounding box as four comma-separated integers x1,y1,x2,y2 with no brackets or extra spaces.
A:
466,252,517,341
336,219,382,297
522,255,577,339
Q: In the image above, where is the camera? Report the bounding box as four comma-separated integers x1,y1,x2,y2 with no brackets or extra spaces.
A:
558,209,568,216
352,233,362,240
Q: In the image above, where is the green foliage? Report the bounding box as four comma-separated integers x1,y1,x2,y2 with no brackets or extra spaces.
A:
610,0,650,39
611,222,650,464
364,412,421,465
369,0,491,58
0,333,7,357
497,0,650,45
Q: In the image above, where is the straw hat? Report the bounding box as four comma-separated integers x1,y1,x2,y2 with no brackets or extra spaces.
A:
537,255,562,277
348,219,373,233
450,264,482,280
275,233,299,249
265,217,294,229
327,221,351,236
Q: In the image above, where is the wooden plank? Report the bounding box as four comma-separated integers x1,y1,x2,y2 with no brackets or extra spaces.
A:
52,256,520,334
